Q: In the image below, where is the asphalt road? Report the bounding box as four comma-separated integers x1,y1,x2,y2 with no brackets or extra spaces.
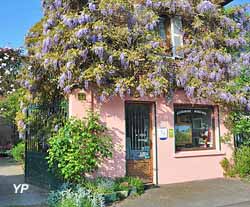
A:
0,157,48,207
113,178,250,207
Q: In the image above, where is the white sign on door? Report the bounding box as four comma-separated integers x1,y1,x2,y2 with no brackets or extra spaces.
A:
158,128,168,140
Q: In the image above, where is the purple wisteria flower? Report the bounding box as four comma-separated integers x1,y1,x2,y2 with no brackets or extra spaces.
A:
66,70,72,80
89,3,96,12
59,74,66,88
137,85,145,97
241,53,250,66
54,0,62,8
108,55,113,64
42,37,52,54
94,47,104,60
75,28,89,38
96,75,101,86
66,61,74,69
246,103,250,111
185,86,195,98
120,53,125,66
62,16,78,28
150,41,160,48
146,0,152,7
54,34,59,44
239,96,247,105
197,1,216,14
78,14,91,24
80,49,88,62
63,85,71,94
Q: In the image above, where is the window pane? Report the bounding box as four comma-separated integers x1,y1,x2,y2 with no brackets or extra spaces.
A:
173,16,182,35
175,107,214,151
159,17,166,41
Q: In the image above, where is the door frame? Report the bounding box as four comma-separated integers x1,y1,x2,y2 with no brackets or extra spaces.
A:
125,101,155,183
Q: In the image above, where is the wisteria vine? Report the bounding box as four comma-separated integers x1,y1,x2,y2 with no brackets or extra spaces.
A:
24,0,250,110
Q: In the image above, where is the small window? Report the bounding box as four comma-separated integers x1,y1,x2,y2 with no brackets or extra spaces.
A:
174,106,215,151
158,16,184,58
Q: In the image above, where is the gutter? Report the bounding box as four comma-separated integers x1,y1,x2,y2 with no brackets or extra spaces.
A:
154,102,159,186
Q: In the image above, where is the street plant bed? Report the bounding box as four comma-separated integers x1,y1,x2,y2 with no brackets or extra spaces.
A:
47,177,145,207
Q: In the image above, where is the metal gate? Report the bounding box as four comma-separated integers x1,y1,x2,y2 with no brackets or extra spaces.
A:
25,100,68,189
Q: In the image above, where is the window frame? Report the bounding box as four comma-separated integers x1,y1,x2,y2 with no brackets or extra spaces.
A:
158,15,184,59
174,104,216,152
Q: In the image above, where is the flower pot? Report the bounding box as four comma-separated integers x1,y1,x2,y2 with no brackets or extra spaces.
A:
129,187,137,196
117,190,129,199
103,192,118,203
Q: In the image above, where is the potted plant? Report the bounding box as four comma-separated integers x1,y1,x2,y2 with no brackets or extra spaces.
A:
95,178,118,203
115,181,130,199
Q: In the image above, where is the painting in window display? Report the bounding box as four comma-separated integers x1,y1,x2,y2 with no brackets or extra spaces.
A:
174,107,214,151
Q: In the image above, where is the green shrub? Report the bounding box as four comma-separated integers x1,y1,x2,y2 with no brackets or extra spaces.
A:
220,158,236,177
115,177,144,195
234,146,250,178
47,184,104,207
11,141,25,163
47,113,112,183
96,178,116,194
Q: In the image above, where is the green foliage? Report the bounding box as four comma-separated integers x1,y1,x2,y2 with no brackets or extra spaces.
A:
234,146,250,178
220,158,236,178
0,47,23,96
0,89,24,125
47,184,105,207
47,113,112,183
95,178,116,194
116,177,144,195
226,111,250,145
11,141,25,163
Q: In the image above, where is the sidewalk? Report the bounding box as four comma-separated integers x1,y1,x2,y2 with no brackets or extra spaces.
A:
0,157,48,207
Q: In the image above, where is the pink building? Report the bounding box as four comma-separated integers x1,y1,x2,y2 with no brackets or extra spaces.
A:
69,89,234,185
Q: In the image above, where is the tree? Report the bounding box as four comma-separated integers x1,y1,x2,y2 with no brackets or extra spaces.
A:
0,47,23,96
24,0,250,110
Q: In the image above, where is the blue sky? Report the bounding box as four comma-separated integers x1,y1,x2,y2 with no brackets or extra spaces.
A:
0,0,248,48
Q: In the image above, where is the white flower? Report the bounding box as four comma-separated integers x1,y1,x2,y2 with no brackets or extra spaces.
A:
4,56,9,60
1,63,6,67
11,57,15,61
5,70,10,75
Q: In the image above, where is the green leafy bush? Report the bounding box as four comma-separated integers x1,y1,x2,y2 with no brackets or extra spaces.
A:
11,141,25,163
234,146,250,178
220,158,236,178
96,178,116,194
47,113,112,183
116,177,144,195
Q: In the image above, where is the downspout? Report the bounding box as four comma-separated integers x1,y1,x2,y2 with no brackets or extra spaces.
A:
154,102,159,186
218,106,221,151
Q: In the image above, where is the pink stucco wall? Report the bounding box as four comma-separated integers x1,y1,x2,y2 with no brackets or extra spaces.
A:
69,89,233,184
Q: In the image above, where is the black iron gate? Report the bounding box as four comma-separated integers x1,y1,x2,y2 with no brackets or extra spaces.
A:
25,100,68,189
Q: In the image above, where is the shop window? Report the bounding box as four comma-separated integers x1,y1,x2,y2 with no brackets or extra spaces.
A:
174,106,215,151
158,16,184,58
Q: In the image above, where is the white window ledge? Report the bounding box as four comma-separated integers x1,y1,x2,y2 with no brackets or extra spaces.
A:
174,150,226,158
